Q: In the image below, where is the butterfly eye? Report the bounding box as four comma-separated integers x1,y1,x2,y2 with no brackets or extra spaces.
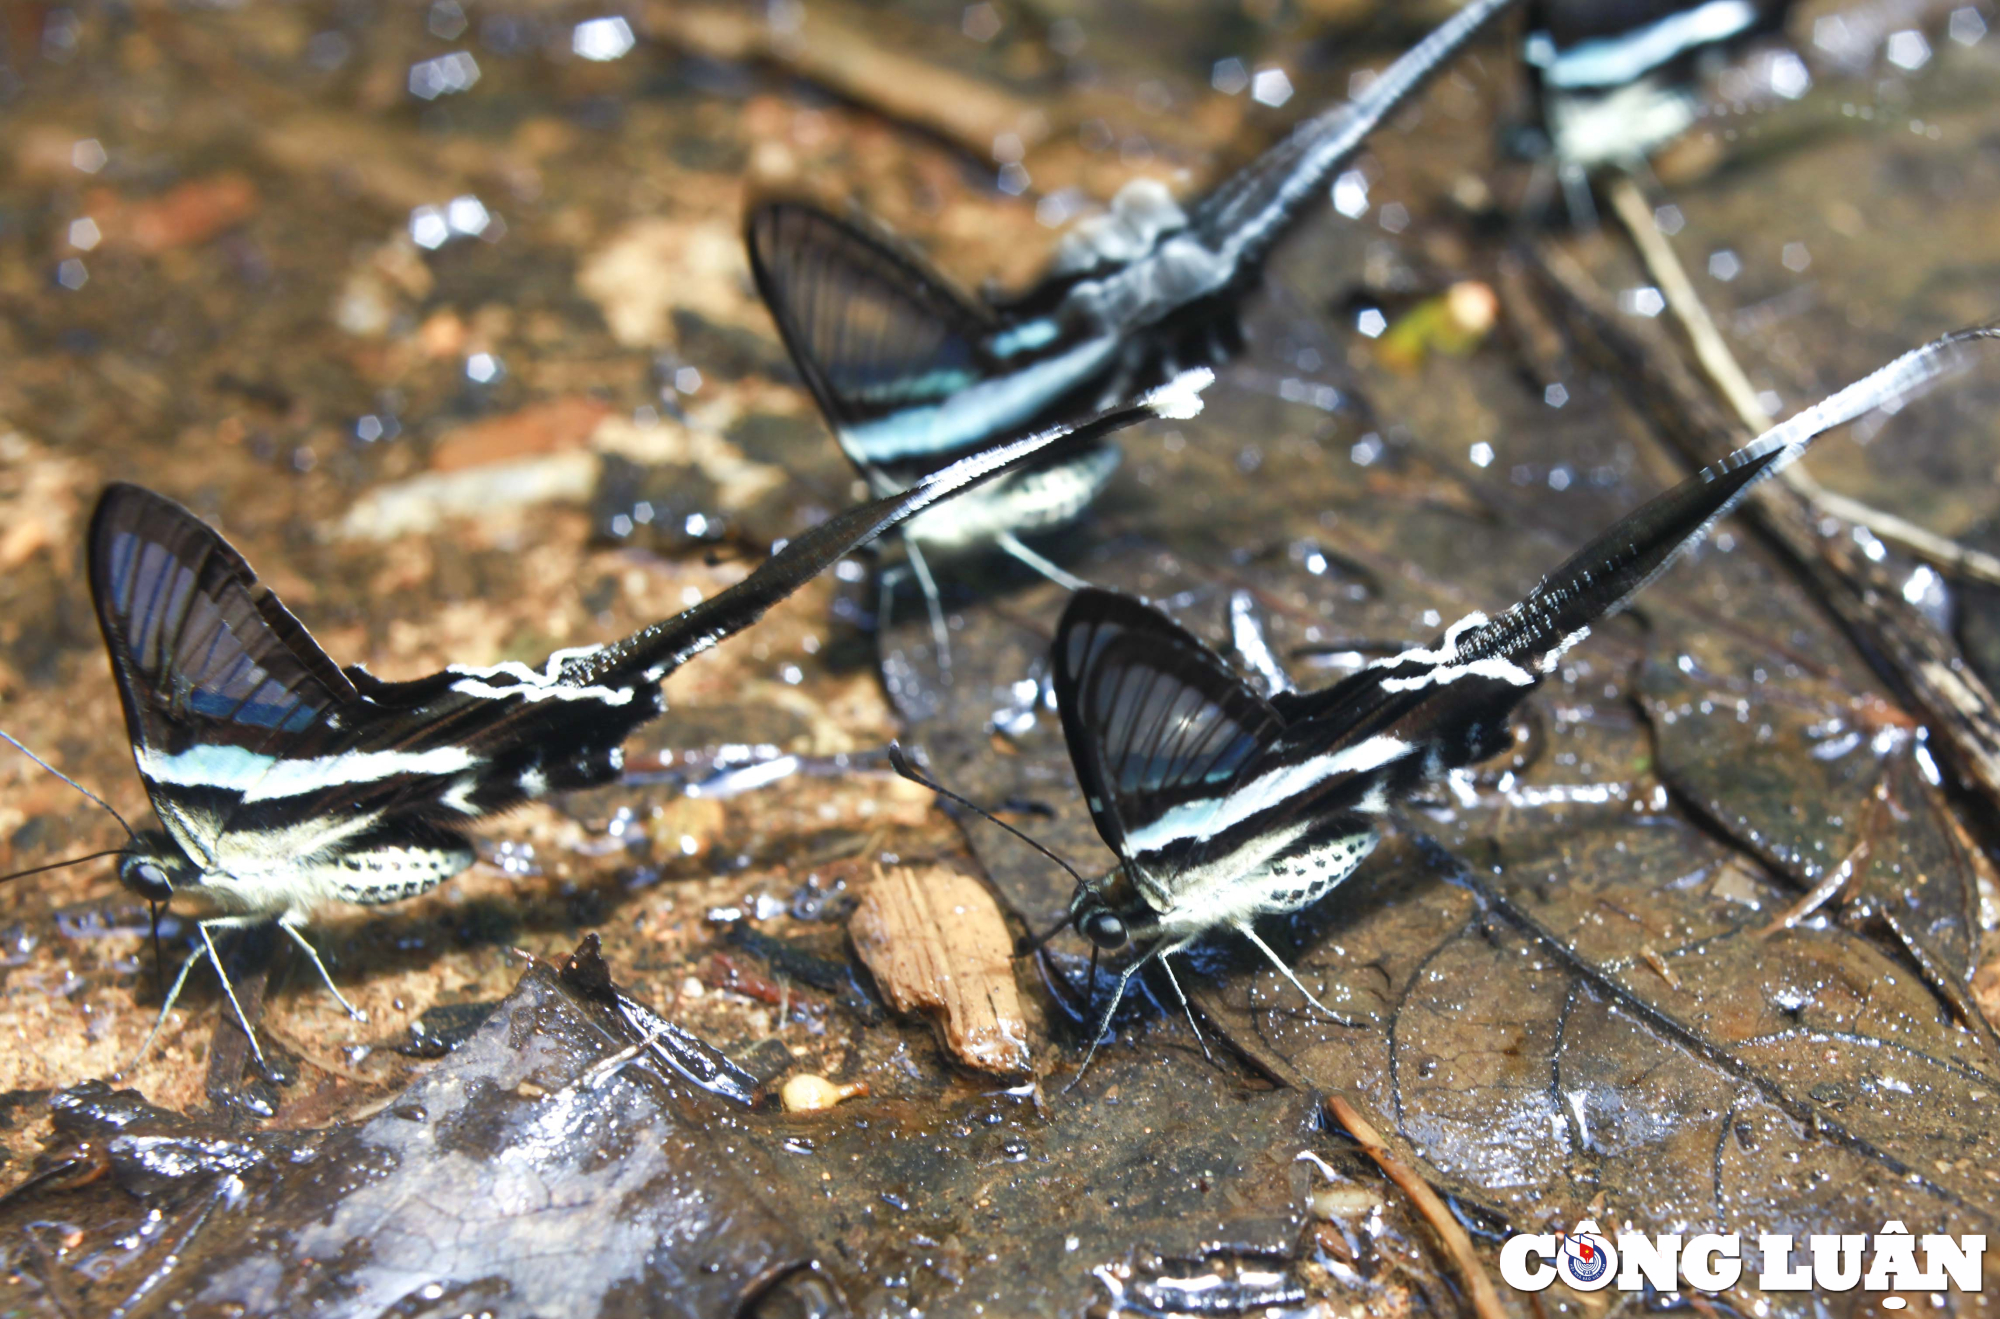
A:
1080,909,1127,949
119,855,176,901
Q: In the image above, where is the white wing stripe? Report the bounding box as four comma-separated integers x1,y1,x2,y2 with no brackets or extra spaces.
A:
1124,734,1411,853
138,743,479,802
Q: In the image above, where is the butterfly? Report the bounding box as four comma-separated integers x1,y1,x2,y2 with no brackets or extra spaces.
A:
1520,0,1794,180
47,372,1210,1067
1041,329,1992,1075
745,0,1520,661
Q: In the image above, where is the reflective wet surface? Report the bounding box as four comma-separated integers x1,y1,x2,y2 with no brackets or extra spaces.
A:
1,1,1998,1315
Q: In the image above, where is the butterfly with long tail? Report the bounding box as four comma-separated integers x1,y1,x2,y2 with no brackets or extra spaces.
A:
998,329,1992,1080
745,0,1520,662
5,372,1209,1069
1521,0,1794,176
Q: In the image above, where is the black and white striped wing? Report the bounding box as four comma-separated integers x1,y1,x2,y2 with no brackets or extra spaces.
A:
1266,441,1796,769
88,483,361,857
1053,589,1284,905
747,201,1004,483
1444,440,1791,676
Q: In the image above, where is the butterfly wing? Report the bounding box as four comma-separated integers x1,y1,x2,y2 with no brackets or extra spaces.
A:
88,483,360,861
1455,440,1791,673
747,201,1005,483
1053,589,1284,904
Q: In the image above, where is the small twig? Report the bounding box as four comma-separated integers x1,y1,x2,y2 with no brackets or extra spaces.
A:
1606,173,2000,590
1758,837,1871,937
643,2,1053,167
1324,1093,1507,1319
573,1023,674,1090
1605,175,1771,430
1783,475,2000,589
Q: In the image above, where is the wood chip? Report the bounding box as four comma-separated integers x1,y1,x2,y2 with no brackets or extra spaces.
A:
430,398,614,472
645,2,1049,163
1974,958,2000,1033
849,866,1029,1076
86,173,259,254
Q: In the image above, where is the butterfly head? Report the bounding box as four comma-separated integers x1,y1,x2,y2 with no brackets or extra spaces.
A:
1073,896,1128,951
117,832,195,903
1067,869,1151,951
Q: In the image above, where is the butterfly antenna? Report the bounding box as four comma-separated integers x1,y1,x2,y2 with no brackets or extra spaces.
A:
0,728,138,840
0,848,128,885
1020,912,1071,955
1085,944,1100,1023
886,742,1089,888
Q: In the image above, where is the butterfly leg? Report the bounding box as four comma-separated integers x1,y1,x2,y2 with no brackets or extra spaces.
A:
1233,920,1361,1028
278,916,367,1022
1558,160,1598,231
1065,937,1191,1093
127,935,215,1072
195,919,269,1066
903,534,953,674
994,530,1090,593
1153,950,1212,1062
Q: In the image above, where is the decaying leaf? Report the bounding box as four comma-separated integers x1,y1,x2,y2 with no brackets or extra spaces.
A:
0,942,818,1318
1639,606,2000,1049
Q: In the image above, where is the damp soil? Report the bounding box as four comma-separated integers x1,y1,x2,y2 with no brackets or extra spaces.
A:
0,2,1998,1316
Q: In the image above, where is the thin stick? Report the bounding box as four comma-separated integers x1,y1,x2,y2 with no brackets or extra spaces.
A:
1757,838,1869,937
1324,1093,1507,1319
1605,174,1770,429
1606,173,2000,589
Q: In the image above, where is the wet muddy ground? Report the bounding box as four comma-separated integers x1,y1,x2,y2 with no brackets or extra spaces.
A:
0,1,1998,1315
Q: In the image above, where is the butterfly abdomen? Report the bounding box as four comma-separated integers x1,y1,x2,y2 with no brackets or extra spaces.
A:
902,441,1122,551
317,820,475,908
1252,819,1381,915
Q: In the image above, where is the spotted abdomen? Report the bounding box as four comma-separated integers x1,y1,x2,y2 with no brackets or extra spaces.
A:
1252,821,1379,916
328,834,474,907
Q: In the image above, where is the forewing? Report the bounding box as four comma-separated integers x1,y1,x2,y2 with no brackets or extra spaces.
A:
746,201,999,473
1053,590,1283,899
88,484,360,855
89,484,354,755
